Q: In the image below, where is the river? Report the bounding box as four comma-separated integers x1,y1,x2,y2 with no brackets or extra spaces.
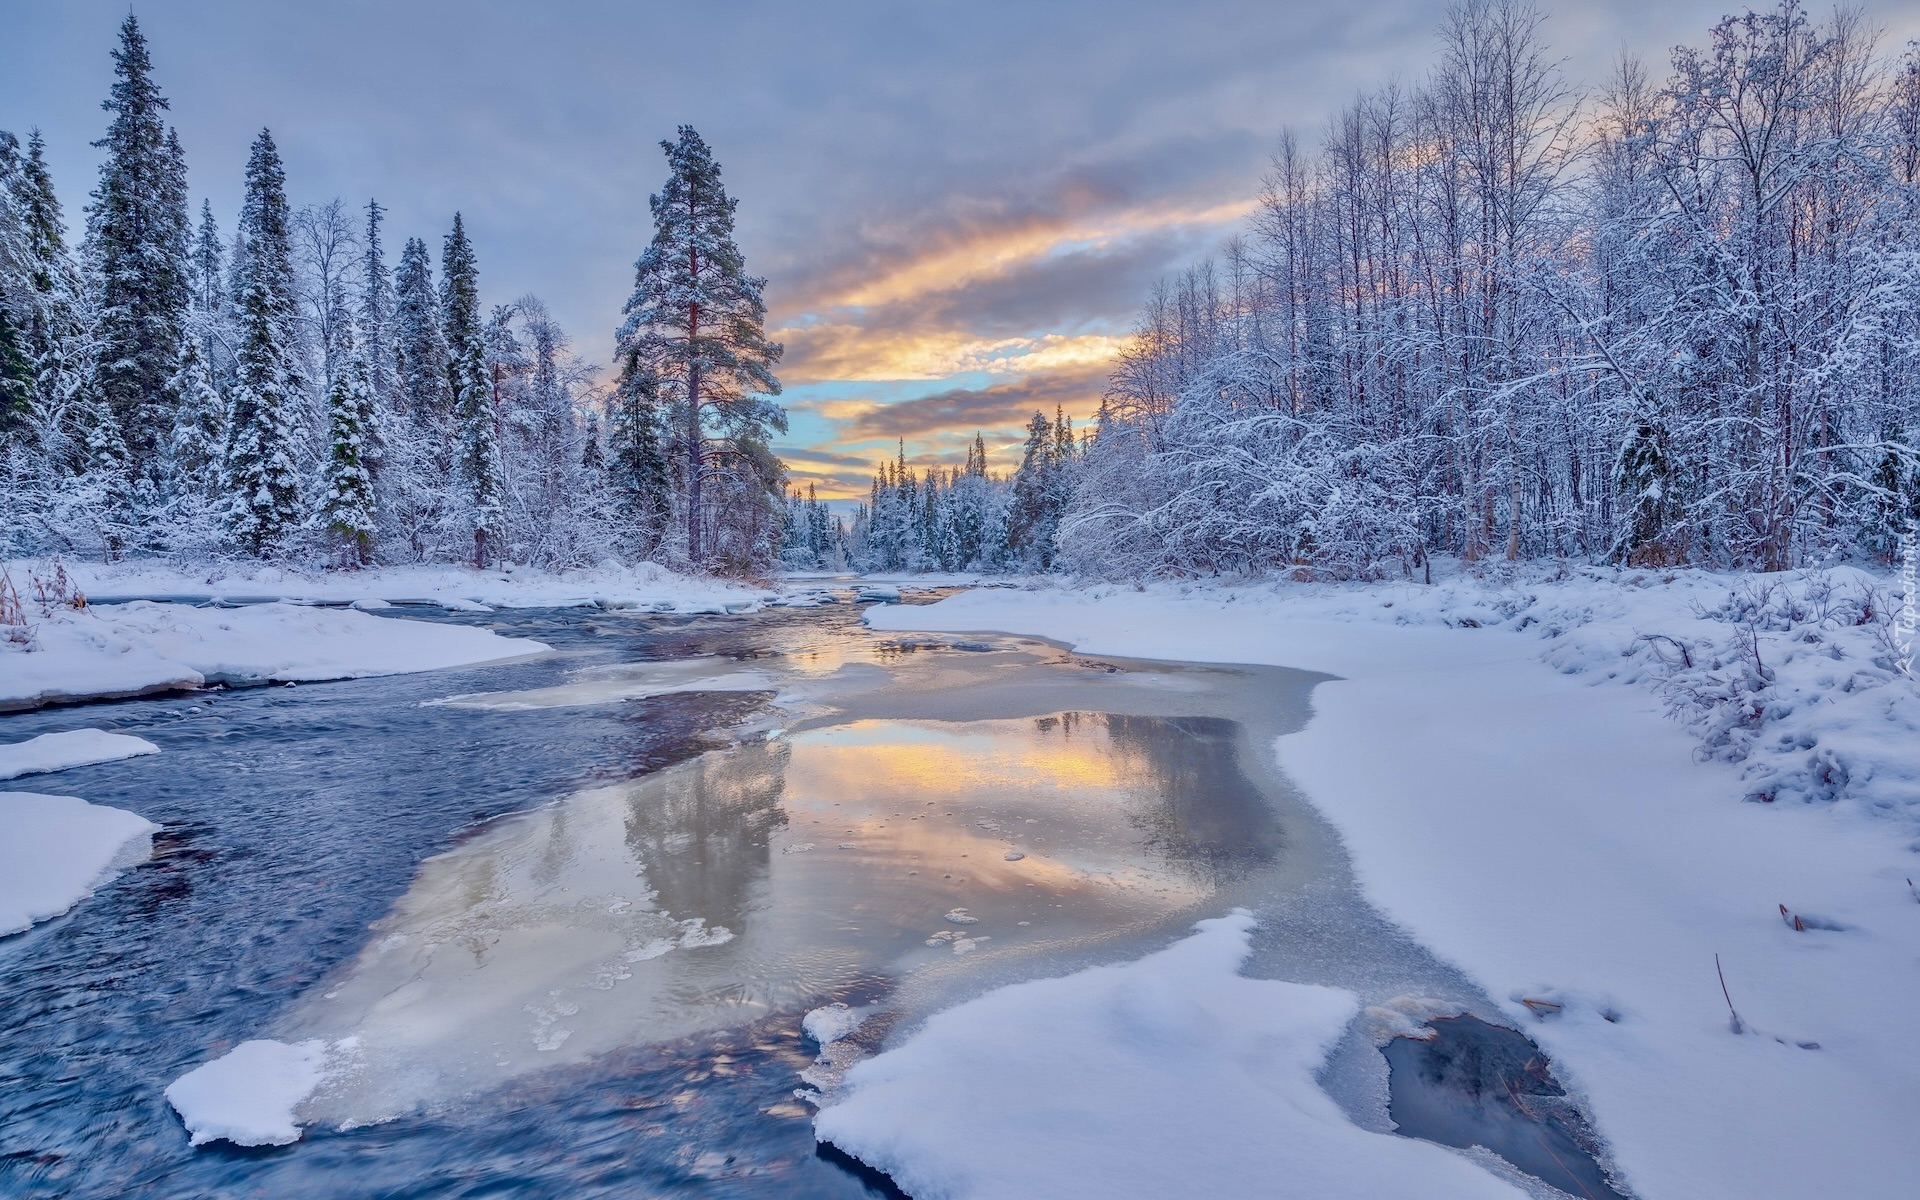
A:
0,591,1614,1199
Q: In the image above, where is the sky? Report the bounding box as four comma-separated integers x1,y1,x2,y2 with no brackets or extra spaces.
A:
6,0,1919,504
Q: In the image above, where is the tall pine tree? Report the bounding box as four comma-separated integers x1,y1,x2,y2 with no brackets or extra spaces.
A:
320,328,379,565
614,126,783,569
392,235,448,422
226,129,303,555
359,199,397,407
442,213,502,565
85,14,190,469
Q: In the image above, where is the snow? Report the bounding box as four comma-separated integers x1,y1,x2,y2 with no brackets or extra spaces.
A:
866,565,1920,1200
814,911,1526,1200
0,790,158,935
0,729,160,780
803,1002,869,1047
17,557,775,614
0,597,550,710
165,1038,342,1147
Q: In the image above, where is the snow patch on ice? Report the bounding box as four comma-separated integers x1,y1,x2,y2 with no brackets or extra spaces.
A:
0,729,159,780
815,910,1524,1199
165,1037,355,1147
803,1002,869,1047
0,790,157,935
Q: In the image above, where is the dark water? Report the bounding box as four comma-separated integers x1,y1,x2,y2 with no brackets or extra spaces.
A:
1385,1015,1629,1200
0,604,914,1199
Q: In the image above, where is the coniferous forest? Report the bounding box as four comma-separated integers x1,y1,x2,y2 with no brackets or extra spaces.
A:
0,17,792,576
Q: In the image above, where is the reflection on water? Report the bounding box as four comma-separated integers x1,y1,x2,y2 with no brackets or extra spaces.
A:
294,710,1283,1129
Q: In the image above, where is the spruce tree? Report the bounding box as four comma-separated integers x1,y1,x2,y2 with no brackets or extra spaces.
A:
16,132,72,313
392,236,449,422
614,126,784,568
85,14,190,468
359,200,397,407
1613,405,1679,566
1866,429,1920,562
226,129,303,556
1008,411,1060,568
441,213,503,565
0,305,31,428
320,331,379,565
607,361,673,554
167,334,225,500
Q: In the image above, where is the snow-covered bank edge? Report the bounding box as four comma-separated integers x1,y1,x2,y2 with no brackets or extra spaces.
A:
10,557,776,614
0,790,158,936
0,597,552,711
862,567,1920,1200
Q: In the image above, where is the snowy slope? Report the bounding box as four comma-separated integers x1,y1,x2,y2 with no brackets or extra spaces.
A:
865,566,1920,1200
0,790,158,935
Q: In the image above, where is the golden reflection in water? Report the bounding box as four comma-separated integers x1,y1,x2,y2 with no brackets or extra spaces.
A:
290,709,1281,1129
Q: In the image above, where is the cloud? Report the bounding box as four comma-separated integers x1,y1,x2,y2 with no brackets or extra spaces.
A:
781,327,1128,385
831,366,1109,445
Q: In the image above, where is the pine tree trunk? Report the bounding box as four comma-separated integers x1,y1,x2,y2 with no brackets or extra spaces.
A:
686,297,702,565
686,361,702,564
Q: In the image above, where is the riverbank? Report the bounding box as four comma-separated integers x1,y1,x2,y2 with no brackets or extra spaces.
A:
0,584,552,711
859,563,1920,1200
5,557,774,612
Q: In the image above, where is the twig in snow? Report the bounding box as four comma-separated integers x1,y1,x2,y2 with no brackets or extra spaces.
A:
1716,954,1745,1034
1636,632,1693,669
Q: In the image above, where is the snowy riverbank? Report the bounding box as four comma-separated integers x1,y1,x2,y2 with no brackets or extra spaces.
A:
858,564,1920,1200
10,557,776,612
0,585,553,710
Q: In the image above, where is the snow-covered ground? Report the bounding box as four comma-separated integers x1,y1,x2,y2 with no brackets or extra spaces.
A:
10,557,774,613
0,729,159,780
0,597,552,710
0,790,158,935
860,563,1920,1200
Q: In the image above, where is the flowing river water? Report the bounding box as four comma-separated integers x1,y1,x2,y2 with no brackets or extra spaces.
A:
0,590,1619,1199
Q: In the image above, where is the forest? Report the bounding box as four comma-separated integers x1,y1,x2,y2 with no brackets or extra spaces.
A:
0,16,789,577
1065,0,1920,578
7,1,1920,582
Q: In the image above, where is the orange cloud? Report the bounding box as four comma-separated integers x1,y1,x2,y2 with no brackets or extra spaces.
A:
781,326,1128,385
796,197,1258,314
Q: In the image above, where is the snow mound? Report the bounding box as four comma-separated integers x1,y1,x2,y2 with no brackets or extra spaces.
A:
814,910,1524,1200
0,790,157,935
0,729,160,780
803,1002,868,1047
165,1037,347,1147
